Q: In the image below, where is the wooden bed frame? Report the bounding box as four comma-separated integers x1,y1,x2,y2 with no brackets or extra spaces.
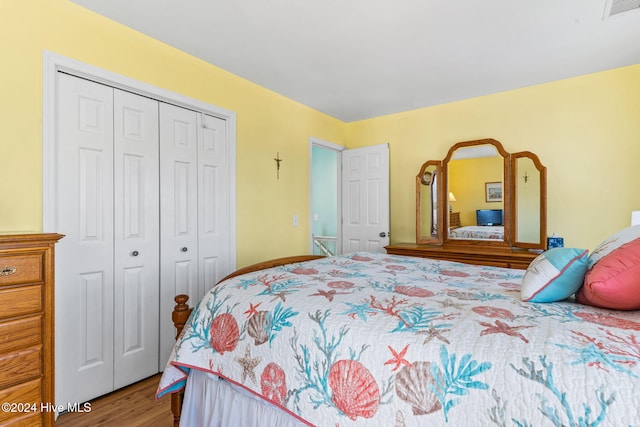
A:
168,255,325,426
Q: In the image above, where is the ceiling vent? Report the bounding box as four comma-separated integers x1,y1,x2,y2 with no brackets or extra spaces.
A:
604,0,640,18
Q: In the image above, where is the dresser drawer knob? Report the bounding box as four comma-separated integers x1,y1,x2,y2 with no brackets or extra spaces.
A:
0,266,17,276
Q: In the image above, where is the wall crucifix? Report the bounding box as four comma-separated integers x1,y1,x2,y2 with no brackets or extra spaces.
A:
274,152,283,179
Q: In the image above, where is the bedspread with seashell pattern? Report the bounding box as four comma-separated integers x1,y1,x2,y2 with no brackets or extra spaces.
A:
157,252,640,426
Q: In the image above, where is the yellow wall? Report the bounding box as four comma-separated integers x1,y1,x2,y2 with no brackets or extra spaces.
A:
0,0,346,266
348,65,640,251
2,1,639,266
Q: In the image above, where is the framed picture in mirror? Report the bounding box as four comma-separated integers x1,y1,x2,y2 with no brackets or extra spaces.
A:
485,182,503,202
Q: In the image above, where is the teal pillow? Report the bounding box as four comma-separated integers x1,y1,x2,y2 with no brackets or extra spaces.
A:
521,248,589,303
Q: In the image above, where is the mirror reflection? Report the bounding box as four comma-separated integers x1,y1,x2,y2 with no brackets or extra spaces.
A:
416,162,441,244
447,144,505,242
515,157,539,243
513,152,546,248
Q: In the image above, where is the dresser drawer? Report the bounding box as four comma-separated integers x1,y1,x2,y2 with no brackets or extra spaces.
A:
0,316,41,354
0,286,42,320
0,378,42,424
0,346,42,389
0,254,43,287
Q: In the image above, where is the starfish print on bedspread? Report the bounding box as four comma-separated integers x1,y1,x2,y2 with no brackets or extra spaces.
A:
479,319,534,343
234,344,261,385
435,298,467,310
571,328,640,364
244,302,262,317
384,344,411,372
554,341,639,377
417,325,451,345
270,291,288,302
342,302,378,321
309,288,349,302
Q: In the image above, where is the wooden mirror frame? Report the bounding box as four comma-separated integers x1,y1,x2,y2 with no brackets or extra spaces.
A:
416,160,443,244
417,138,547,250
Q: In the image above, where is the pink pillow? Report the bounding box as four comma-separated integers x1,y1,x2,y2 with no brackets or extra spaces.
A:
577,238,640,310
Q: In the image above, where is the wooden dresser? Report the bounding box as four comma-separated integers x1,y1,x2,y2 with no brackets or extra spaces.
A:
385,243,538,270
449,212,461,228
0,233,63,426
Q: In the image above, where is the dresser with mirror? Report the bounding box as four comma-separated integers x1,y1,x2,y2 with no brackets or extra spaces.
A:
386,138,547,269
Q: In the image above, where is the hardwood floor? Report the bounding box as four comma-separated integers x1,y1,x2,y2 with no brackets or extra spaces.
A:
56,374,173,426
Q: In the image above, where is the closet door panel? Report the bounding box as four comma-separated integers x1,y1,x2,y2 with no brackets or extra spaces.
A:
159,103,199,364
55,73,115,405
113,89,160,389
198,114,230,299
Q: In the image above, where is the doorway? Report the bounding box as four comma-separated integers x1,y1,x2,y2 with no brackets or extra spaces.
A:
309,138,344,256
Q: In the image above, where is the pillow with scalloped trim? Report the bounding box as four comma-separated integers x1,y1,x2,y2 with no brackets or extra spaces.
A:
588,225,640,269
521,247,589,303
577,237,640,310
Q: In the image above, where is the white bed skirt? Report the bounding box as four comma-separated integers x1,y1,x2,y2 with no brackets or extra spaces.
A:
180,370,309,427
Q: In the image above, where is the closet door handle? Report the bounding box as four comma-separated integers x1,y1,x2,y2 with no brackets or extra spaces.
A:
131,250,139,257
181,247,188,252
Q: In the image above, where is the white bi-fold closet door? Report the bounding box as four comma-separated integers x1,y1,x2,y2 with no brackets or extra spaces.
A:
54,72,231,406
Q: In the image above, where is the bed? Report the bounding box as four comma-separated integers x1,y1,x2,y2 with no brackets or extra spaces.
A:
449,209,504,240
448,225,504,240
156,251,640,426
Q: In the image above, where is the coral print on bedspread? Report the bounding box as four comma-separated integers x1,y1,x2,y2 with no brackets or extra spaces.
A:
157,252,640,426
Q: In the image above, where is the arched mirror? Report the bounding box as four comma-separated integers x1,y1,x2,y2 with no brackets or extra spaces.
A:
416,138,546,250
416,161,442,244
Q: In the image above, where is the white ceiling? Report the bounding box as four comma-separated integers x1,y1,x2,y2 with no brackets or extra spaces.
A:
70,0,640,122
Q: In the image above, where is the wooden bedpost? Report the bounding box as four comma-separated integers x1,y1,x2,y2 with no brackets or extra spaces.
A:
171,294,192,427
172,294,192,339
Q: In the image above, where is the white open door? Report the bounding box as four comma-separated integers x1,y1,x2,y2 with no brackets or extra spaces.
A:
341,143,390,252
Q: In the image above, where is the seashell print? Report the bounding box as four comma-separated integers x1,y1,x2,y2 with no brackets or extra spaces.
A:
209,313,239,354
472,306,515,320
351,255,373,261
394,286,434,298
447,291,479,301
439,269,470,277
395,361,442,415
386,264,407,272
247,311,269,345
327,280,355,289
479,271,507,280
290,267,319,275
327,269,351,278
498,282,520,291
260,362,287,406
574,311,640,331
328,359,380,420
